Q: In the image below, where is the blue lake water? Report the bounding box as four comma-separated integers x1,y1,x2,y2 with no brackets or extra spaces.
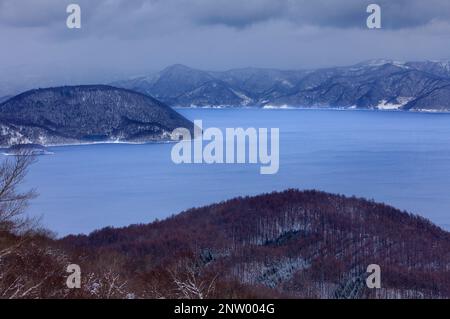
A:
8,108,450,236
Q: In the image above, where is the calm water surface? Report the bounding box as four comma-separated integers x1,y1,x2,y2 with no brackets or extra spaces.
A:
9,109,450,235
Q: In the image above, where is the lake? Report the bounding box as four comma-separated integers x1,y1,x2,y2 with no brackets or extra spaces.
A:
9,108,450,236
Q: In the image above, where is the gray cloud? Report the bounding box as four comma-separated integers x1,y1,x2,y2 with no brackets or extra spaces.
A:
3,0,450,31
0,0,64,28
1,0,450,96
190,0,287,28
190,0,450,30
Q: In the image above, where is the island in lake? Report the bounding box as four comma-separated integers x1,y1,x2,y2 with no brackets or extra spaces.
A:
0,85,194,147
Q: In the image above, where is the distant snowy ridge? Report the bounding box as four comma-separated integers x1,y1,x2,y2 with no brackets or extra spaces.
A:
113,60,450,112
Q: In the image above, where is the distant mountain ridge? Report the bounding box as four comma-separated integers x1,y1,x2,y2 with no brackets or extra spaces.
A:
112,60,450,111
0,85,194,147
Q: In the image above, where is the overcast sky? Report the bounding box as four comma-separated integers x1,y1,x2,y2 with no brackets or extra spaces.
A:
1,0,450,93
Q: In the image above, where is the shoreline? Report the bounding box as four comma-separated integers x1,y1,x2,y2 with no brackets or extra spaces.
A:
173,105,450,114
41,188,450,238
2,107,450,149
0,139,177,150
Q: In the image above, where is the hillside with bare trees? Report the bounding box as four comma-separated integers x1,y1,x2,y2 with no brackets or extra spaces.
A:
63,190,450,299
1,154,449,299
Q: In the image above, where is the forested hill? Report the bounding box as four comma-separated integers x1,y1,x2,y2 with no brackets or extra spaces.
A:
0,85,194,147
61,190,450,299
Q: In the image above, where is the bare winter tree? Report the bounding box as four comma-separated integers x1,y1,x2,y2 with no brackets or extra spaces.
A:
0,152,37,234
169,258,217,299
0,243,70,299
0,152,63,299
82,256,130,299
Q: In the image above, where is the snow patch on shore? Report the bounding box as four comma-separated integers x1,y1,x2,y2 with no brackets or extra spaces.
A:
263,104,295,109
376,97,413,110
